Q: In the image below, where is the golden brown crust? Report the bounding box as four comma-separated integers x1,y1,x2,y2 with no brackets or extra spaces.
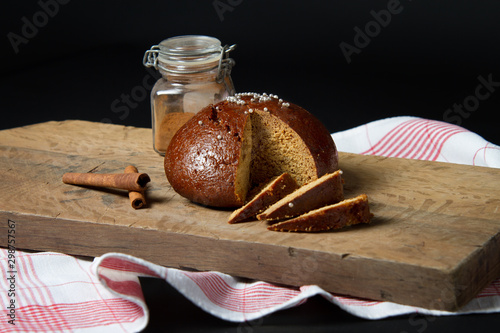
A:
267,194,372,232
164,104,251,207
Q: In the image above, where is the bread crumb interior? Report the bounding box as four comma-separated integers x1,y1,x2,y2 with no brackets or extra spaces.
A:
250,110,316,187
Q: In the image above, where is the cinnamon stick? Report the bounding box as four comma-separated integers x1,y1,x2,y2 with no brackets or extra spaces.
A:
62,171,150,192
124,165,147,209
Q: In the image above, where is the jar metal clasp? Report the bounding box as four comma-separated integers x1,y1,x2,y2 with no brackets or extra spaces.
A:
142,45,161,69
216,44,236,83
142,43,236,79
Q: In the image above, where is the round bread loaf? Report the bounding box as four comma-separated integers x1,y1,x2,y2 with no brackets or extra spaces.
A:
164,92,338,207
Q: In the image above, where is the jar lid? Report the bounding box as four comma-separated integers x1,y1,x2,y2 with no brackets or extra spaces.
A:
143,35,236,76
158,35,221,64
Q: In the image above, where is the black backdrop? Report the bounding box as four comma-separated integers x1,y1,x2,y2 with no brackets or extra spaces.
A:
1,0,500,145
2,1,500,332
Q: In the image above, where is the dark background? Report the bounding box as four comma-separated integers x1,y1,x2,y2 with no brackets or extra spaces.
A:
2,1,500,332
1,0,500,144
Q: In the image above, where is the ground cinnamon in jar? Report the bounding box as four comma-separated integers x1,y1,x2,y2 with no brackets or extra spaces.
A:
143,35,236,155
154,112,195,152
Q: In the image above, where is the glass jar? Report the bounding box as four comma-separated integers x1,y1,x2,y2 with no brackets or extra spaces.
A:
143,35,236,155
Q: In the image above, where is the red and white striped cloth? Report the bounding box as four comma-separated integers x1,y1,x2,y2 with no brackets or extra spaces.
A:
1,116,500,332
332,116,500,167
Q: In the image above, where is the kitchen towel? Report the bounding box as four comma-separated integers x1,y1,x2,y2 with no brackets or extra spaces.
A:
1,116,499,332
332,116,500,168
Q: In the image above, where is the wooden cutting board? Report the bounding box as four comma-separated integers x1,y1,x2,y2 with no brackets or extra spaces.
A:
1,120,499,311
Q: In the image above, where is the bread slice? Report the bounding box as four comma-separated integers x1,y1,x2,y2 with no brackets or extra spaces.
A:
257,170,344,221
227,173,299,224
267,194,372,232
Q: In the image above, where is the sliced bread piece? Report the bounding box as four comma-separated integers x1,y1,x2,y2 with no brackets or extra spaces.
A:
257,170,344,221
227,173,298,224
267,194,372,232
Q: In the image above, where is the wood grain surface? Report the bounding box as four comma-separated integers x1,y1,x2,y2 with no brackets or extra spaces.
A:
1,120,499,311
